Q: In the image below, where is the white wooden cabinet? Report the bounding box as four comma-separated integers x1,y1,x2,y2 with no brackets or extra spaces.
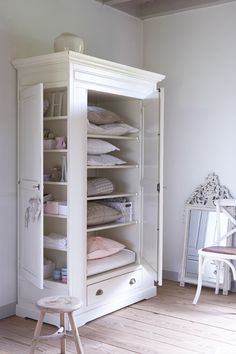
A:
14,51,165,327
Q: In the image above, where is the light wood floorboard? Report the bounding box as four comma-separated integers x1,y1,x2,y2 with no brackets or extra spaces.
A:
1,281,236,353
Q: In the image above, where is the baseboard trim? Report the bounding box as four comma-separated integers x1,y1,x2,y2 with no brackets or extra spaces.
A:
0,303,16,319
163,270,236,293
163,270,179,282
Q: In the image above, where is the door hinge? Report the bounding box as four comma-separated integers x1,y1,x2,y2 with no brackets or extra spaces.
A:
33,183,40,191
157,183,160,192
154,280,158,287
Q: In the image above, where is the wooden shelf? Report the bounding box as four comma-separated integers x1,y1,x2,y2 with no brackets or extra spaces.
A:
87,220,138,232
44,149,68,153
87,263,142,284
44,245,67,252
87,134,139,141
87,164,139,169
44,213,67,219
87,192,138,201
44,181,67,186
44,278,67,286
44,116,67,121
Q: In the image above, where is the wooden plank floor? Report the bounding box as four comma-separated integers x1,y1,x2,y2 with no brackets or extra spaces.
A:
1,281,236,353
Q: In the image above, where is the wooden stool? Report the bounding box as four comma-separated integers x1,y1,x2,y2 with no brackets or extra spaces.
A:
29,296,84,354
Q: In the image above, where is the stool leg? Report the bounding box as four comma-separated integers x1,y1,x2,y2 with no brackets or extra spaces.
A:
29,310,46,354
60,312,66,354
68,312,84,354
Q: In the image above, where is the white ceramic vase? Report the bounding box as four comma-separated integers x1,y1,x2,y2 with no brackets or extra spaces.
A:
54,32,84,53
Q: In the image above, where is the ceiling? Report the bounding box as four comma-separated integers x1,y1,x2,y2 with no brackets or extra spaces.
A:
96,0,234,19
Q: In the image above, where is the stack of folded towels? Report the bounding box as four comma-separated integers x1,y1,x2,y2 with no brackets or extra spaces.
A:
44,233,67,251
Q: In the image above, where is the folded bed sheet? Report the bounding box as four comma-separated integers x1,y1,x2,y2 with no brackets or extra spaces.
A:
87,248,136,276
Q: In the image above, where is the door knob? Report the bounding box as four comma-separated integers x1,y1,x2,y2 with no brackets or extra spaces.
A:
96,289,103,296
129,278,136,285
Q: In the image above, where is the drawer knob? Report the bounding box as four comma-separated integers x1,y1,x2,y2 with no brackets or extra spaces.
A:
96,289,103,296
129,278,136,285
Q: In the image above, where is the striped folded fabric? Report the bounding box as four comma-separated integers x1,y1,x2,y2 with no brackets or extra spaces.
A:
87,177,114,196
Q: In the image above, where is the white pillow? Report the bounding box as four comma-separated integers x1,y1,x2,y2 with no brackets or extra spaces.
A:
87,139,119,155
87,178,114,196
87,154,126,166
87,120,139,136
88,106,122,125
87,202,122,226
87,236,125,259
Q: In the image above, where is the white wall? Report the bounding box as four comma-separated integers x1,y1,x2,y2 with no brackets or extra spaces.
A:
143,1,236,277
0,0,142,311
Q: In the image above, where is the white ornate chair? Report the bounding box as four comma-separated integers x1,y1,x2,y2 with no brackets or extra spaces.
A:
193,198,236,304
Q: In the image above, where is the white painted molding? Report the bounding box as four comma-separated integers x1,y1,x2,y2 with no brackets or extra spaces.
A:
12,51,165,83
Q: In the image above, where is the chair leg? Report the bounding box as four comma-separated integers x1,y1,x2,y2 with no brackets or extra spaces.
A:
60,312,66,354
29,310,46,354
193,254,205,305
215,261,220,295
68,312,84,354
223,262,229,296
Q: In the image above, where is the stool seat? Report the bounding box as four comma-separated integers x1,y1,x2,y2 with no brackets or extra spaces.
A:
29,295,84,354
37,296,82,313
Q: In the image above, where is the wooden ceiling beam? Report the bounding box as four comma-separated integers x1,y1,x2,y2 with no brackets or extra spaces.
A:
97,0,234,19
102,0,131,5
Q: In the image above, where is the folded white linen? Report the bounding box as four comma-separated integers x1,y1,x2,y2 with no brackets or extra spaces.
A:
44,233,67,250
87,248,136,276
87,120,139,136
87,154,126,166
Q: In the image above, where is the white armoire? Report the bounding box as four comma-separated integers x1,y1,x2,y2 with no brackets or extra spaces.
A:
13,51,165,327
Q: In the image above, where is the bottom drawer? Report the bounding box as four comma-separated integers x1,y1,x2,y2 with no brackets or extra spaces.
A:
87,270,142,306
